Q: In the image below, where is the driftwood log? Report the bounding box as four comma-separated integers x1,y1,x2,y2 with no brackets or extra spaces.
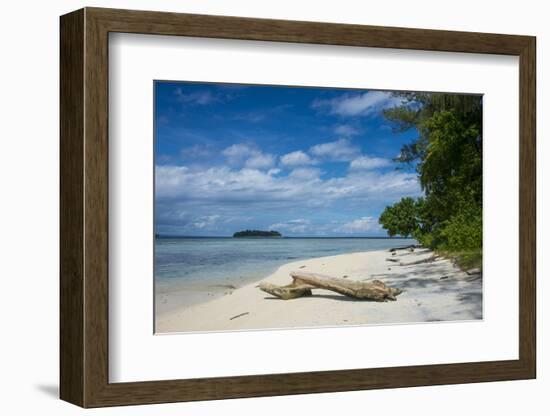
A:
259,271,402,302
389,244,420,253
258,282,314,300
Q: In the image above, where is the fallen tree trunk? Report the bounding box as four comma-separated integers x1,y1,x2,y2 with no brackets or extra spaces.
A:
292,272,402,301
258,281,314,300
259,272,402,302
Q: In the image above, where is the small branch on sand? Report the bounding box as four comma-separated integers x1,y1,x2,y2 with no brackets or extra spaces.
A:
229,312,249,320
399,255,439,266
465,268,482,281
260,271,402,302
389,244,420,253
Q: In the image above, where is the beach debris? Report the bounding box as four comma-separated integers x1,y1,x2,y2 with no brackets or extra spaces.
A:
260,271,402,302
259,282,314,300
299,265,306,269
342,275,349,278
386,258,400,262
229,312,250,320
389,244,420,253
466,274,482,282
391,247,431,257
398,254,439,266
440,276,449,280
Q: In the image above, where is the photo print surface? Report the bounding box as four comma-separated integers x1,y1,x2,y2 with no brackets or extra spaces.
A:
154,81,483,334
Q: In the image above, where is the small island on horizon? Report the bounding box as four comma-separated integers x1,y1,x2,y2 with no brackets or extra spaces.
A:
233,230,282,238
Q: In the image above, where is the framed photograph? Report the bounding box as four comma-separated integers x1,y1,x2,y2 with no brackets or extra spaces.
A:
60,7,536,407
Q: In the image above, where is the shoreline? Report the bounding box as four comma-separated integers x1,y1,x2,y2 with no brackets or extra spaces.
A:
154,238,418,314
155,249,374,315
156,247,482,333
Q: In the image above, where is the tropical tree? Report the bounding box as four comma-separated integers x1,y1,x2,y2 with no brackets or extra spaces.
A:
378,92,482,265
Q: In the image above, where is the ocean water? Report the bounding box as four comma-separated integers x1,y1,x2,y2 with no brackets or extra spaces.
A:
155,237,417,293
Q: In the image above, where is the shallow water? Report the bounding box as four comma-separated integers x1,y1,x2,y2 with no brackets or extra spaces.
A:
155,237,417,293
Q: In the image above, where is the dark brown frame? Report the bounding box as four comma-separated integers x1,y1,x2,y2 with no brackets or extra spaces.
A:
60,7,536,408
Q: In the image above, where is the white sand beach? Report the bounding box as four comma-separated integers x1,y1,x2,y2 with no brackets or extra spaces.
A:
156,247,482,333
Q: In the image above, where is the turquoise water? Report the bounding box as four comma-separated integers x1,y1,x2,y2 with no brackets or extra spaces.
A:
155,237,417,292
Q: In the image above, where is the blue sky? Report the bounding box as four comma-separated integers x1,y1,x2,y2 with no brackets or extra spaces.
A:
155,81,422,237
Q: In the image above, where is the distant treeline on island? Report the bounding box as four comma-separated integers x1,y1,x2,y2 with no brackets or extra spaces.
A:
155,232,412,239
233,230,282,238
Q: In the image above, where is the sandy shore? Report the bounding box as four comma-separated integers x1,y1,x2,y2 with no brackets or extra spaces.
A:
156,248,482,333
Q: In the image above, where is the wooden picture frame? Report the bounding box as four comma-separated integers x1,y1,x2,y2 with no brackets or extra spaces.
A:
60,7,536,408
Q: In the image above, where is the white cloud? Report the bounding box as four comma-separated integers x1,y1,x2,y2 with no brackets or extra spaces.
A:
322,170,418,200
192,215,221,229
156,164,419,205
222,143,275,169
222,143,252,160
336,216,380,233
349,155,392,170
289,167,322,180
309,138,360,161
313,91,401,117
156,166,280,201
245,152,276,169
334,125,359,136
174,87,222,105
180,144,213,159
269,219,310,234
280,150,315,166
155,164,421,235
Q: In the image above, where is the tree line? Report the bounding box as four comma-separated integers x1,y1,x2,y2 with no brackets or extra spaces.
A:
378,92,482,268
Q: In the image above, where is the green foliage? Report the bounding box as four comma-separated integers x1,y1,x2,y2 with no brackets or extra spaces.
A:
378,197,419,237
378,93,482,268
437,248,483,271
439,201,482,252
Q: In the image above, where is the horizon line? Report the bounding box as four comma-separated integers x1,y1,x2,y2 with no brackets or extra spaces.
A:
155,235,411,239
